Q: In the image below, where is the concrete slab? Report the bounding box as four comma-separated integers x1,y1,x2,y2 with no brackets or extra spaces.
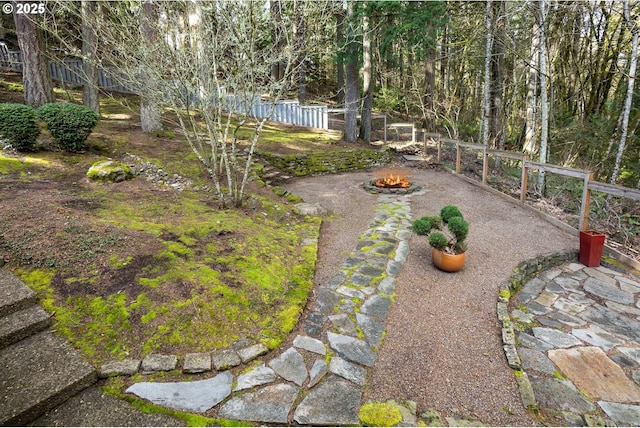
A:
0,331,96,425
0,305,51,348
32,386,185,427
549,346,640,403
0,269,37,318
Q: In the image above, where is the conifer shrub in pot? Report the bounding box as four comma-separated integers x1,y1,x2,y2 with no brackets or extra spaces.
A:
37,102,99,152
412,204,469,272
0,103,40,151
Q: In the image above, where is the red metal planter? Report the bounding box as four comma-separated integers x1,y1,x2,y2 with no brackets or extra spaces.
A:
579,230,606,267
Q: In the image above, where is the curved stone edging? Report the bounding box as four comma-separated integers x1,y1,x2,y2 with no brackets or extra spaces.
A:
497,250,579,412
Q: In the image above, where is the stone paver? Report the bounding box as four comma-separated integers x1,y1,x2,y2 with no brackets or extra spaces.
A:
233,363,276,392
140,354,177,373
549,346,640,402
507,261,640,426
183,353,211,374
218,383,299,424
293,376,362,426
125,371,233,413
268,347,307,386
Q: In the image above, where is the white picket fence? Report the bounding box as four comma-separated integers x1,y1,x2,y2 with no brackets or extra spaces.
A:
0,45,329,129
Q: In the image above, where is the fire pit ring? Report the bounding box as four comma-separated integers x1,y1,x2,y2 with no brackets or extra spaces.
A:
362,179,423,194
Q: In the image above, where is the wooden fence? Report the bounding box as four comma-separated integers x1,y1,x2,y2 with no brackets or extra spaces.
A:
424,134,640,233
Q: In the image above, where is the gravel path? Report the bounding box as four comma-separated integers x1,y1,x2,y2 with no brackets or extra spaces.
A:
284,162,577,426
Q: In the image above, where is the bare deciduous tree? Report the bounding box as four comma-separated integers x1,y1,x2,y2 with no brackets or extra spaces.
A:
611,0,638,185
45,0,330,207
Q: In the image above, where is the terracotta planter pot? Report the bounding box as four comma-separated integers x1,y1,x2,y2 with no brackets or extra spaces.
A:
579,230,606,267
431,248,466,272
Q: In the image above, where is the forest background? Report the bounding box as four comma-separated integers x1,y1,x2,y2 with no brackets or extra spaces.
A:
2,0,640,188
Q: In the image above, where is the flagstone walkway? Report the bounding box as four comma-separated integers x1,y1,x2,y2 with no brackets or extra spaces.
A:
508,262,640,426
125,193,418,425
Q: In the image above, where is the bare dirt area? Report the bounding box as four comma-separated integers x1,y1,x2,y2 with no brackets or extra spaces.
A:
283,161,577,426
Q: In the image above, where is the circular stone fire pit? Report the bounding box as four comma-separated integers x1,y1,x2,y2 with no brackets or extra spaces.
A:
362,179,423,194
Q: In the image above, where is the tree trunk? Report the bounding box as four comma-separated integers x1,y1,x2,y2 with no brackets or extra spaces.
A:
481,0,492,146
537,0,549,192
270,0,284,82
359,12,372,142
344,1,358,143
423,36,436,131
81,0,100,115
140,0,162,133
440,24,448,96
490,0,505,150
523,2,540,156
295,0,306,104
335,9,345,105
14,12,54,107
611,0,638,185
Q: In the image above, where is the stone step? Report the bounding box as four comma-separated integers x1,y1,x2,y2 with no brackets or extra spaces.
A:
0,269,37,318
0,305,51,349
0,330,97,426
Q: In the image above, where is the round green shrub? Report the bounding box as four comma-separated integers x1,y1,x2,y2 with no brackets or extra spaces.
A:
447,216,469,242
428,231,449,251
0,103,40,151
37,102,99,152
440,205,463,223
412,217,432,235
426,215,443,228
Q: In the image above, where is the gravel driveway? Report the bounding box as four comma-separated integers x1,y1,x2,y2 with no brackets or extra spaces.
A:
284,161,577,426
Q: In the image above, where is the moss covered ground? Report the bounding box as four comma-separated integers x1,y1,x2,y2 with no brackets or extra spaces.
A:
0,81,353,368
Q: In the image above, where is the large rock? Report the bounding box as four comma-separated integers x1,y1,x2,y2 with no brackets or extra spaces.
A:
86,160,133,183
293,203,327,216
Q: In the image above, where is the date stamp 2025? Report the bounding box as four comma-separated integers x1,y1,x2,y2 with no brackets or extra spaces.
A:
2,2,45,15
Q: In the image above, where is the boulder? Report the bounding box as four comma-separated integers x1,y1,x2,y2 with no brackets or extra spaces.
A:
293,203,327,216
87,160,133,183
